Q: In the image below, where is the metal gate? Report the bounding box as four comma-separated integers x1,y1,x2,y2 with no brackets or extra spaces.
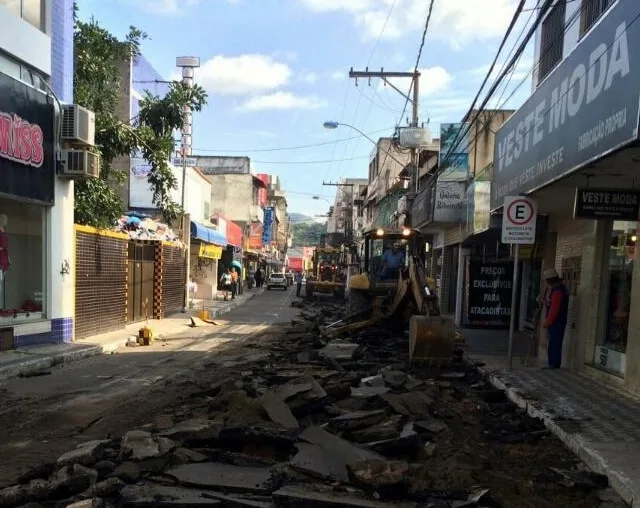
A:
127,242,155,322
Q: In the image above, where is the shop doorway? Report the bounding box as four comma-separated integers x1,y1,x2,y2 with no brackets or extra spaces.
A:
593,221,635,375
444,245,459,315
127,242,155,322
520,259,542,330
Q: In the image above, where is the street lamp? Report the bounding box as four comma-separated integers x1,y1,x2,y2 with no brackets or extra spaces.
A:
323,121,407,167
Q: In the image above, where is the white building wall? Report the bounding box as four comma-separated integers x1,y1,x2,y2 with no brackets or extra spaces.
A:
0,0,77,344
0,3,51,75
48,178,75,323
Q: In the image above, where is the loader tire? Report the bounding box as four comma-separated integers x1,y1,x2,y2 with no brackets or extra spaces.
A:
348,289,372,316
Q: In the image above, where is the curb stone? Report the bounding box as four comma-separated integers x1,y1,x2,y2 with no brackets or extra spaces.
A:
0,290,264,382
471,359,637,506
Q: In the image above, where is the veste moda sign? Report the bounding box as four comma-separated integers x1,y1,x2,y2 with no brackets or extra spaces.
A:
0,72,55,204
492,0,640,210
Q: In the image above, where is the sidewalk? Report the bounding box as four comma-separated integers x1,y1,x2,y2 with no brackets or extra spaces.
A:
470,345,640,506
0,288,264,382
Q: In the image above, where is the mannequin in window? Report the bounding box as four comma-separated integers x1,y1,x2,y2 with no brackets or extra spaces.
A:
0,214,8,310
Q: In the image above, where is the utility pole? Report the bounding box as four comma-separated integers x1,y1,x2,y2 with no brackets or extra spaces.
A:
176,56,200,312
348,67,421,194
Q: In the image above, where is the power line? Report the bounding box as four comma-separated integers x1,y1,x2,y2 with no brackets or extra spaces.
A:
437,0,554,174
376,0,435,186
190,126,395,154
437,0,584,180
437,0,527,172
398,0,436,127
252,155,369,165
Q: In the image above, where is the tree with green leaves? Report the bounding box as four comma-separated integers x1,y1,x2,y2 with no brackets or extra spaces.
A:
72,5,207,227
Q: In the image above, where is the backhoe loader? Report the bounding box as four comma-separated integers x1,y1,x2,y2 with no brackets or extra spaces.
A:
324,227,465,363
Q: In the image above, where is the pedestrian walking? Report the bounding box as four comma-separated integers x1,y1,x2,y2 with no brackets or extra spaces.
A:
542,268,569,369
230,267,239,300
219,270,231,301
296,271,303,297
255,267,263,288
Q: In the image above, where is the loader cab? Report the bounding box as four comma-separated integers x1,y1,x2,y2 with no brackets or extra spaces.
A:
362,228,414,273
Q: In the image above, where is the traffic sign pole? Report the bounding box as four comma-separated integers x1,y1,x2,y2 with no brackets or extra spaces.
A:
501,195,537,371
507,244,519,370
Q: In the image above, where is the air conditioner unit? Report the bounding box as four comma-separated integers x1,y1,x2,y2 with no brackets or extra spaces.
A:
59,149,100,179
61,104,96,147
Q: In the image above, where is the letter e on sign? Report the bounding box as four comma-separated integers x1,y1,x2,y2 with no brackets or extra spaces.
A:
501,195,537,244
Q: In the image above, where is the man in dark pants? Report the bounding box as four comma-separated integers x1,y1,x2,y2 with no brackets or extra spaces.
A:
295,271,303,297
543,268,569,368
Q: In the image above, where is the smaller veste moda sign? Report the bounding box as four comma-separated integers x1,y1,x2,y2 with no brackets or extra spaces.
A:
573,188,640,220
467,260,514,326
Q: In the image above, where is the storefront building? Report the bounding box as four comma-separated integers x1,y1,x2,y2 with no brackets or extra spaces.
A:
190,221,227,300
491,0,640,392
0,0,76,349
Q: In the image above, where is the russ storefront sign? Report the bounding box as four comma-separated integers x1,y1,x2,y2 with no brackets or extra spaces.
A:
0,72,55,204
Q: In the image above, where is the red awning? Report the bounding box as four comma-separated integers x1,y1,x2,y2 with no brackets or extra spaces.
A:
226,219,243,247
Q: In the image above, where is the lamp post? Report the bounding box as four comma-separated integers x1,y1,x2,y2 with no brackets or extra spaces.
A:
322,121,408,168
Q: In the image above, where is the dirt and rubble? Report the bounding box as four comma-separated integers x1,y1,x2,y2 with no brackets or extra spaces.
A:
0,299,626,508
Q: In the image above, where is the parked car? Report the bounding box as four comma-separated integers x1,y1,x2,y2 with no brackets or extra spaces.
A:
267,272,288,291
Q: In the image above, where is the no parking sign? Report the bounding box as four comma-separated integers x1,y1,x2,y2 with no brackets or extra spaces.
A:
501,196,537,244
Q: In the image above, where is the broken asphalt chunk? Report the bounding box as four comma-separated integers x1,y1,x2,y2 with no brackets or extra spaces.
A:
329,410,387,431
57,440,110,468
366,422,421,457
382,370,407,389
120,431,176,461
350,415,403,444
261,391,300,430
166,462,275,494
350,386,390,399
318,341,360,361
159,419,223,442
292,426,385,482
381,392,433,419
118,483,221,507
272,485,416,508
413,418,448,435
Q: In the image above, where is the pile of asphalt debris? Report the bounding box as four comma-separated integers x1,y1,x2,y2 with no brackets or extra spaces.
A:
0,299,624,508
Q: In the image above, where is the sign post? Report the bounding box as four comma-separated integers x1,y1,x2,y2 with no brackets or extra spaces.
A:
501,196,537,370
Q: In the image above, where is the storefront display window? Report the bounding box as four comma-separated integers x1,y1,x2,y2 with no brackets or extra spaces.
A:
0,199,45,323
595,221,635,374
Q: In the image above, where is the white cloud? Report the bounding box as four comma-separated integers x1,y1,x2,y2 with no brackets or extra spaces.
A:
298,71,319,84
236,91,328,112
469,58,533,83
330,70,345,81
135,0,237,15
378,66,452,97
198,54,292,95
298,0,520,47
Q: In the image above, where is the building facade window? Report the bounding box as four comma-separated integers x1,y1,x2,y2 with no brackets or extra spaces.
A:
580,0,615,37
594,220,635,375
0,200,46,324
0,0,45,31
538,0,566,85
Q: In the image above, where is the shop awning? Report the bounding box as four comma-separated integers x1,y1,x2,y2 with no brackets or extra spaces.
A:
243,249,264,257
190,221,227,246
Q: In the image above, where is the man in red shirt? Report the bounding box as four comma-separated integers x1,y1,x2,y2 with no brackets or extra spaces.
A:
543,268,569,368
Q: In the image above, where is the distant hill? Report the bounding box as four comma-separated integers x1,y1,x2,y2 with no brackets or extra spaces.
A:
290,213,325,247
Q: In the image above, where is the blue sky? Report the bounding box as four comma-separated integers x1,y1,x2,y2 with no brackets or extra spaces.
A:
77,0,535,218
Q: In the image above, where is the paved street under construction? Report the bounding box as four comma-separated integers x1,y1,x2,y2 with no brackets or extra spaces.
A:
0,290,626,508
